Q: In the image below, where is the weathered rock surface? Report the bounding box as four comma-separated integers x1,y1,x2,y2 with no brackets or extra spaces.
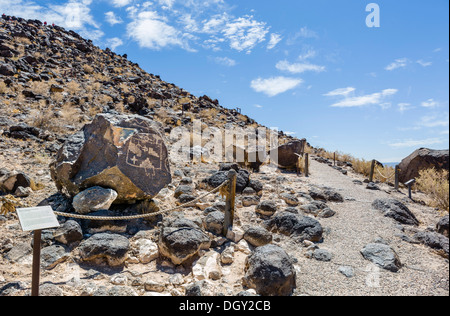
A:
266,211,323,242
50,114,171,203
243,244,296,296
269,139,306,169
398,148,449,183
72,186,118,214
372,199,419,226
360,243,402,272
78,233,130,267
437,215,449,238
158,218,210,265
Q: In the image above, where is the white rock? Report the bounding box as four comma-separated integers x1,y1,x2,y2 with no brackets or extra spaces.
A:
204,252,222,280
135,239,159,264
110,273,127,285
235,239,252,254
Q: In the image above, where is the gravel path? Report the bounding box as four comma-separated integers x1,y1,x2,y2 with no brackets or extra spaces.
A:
287,158,449,296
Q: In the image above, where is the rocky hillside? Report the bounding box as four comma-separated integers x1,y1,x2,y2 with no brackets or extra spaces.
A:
1,16,449,297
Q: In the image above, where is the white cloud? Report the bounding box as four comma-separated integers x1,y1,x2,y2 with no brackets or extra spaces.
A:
222,15,269,53
295,26,318,39
276,60,325,74
110,0,133,7
398,102,413,113
324,87,355,97
328,88,398,108
385,58,408,71
105,11,123,25
418,115,449,128
213,56,236,67
421,98,439,108
417,59,432,67
250,76,303,97
267,33,282,50
254,104,263,108
0,0,104,41
389,138,444,148
298,48,316,61
126,11,189,51
106,37,124,50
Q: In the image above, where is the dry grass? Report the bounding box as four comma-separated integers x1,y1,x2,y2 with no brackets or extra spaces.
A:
416,168,449,213
83,65,94,74
0,82,8,94
66,81,81,95
316,149,395,183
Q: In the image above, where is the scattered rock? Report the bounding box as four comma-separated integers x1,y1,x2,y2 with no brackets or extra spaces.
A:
338,266,355,278
366,182,380,190
78,233,130,267
243,244,296,296
255,200,278,217
203,211,224,235
266,212,323,242
360,243,402,272
41,245,69,270
372,199,419,226
72,186,118,215
243,226,273,247
53,220,83,246
280,193,299,206
158,218,210,265
437,215,449,238
309,187,344,203
413,231,449,258
312,249,333,262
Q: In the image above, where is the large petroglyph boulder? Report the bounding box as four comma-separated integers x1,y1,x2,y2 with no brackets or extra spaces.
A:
269,139,306,169
50,114,171,203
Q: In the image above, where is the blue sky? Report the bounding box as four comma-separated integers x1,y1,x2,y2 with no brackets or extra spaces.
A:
2,0,449,162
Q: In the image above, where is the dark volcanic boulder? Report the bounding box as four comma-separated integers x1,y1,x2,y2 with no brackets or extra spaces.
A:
269,139,306,169
398,148,449,183
266,211,323,242
360,243,402,272
372,199,419,226
50,114,171,203
78,233,130,267
158,218,211,265
243,244,296,296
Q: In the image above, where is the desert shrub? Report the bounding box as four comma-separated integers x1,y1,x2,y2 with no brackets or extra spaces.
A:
416,168,449,213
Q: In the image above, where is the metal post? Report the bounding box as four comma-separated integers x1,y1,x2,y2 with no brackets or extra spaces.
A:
394,165,400,190
369,160,376,182
223,170,237,237
305,153,309,177
31,229,42,297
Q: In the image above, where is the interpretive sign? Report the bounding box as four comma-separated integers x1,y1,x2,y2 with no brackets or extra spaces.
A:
16,206,60,232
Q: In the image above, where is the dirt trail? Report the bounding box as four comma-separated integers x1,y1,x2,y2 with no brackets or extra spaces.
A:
287,158,449,296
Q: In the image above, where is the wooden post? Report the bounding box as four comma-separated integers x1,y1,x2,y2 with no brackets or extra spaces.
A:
297,156,301,177
369,160,376,182
333,152,336,166
394,165,400,190
223,170,237,237
304,153,309,177
31,230,42,297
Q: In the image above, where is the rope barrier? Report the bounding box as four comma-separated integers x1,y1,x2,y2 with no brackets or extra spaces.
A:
53,180,230,221
375,166,395,181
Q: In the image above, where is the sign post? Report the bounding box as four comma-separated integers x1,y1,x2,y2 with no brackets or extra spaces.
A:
16,206,60,296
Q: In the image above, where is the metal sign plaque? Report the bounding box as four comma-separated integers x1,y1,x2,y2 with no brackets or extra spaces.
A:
16,206,60,232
